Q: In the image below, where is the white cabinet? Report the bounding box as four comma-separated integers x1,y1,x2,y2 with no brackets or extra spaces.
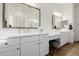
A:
21,34,49,56
0,38,20,48
21,41,39,56
21,36,39,44
60,31,73,47
39,35,49,42
49,30,73,48
0,34,49,56
21,36,39,56
39,41,49,56
68,31,74,43
60,32,68,46
39,35,49,56
0,38,20,56
0,45,20,56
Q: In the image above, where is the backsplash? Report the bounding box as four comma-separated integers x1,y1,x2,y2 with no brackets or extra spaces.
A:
0,28,39,34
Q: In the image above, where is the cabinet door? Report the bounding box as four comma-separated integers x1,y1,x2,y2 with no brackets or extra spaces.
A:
0,45,20,56
60,32,70,46
21,36,39,44
40,34,49,42
67,31,74,43
0,38,19,48
39,41,49,56
21,41,39,56
60,32,67,46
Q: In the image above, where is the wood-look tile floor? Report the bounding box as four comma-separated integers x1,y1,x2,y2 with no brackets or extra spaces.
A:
49,42,79,56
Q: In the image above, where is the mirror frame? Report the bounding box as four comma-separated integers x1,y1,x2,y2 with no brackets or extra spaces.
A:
52,15,62,29
2,3,41,29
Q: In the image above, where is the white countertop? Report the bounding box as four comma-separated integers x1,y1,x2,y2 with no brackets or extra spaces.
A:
48,29,72,40
49,30,60,36
49,29,71,36
0,29,72,40
0,32,48,39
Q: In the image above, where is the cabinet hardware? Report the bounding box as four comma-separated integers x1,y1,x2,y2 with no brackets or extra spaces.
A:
17,48,19,50
38,42,42,44
5,43,8,45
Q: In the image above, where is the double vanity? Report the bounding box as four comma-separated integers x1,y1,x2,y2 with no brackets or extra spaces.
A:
0,29,73,56
0,3,74,56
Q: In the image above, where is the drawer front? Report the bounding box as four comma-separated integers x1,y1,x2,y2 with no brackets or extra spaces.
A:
0,38,20,48
40,35,49,42
0,45,20,56
21,36,39,43
49,35,60,40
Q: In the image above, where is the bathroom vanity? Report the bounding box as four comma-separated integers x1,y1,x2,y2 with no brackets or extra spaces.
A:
0,3,49,56
49,29,74,48
0,33,49,56
0,3,74,56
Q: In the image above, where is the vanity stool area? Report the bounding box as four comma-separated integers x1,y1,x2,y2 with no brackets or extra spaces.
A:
48,30,74,55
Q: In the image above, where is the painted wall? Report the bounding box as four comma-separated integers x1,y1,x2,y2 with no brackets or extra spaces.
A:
0,3,40,34
38,3,73,33
0,3,74,41
73,3,79,41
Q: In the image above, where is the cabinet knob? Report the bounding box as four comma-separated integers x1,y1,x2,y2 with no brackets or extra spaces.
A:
38,42,42,44
5,43,8,45
17,48,19,50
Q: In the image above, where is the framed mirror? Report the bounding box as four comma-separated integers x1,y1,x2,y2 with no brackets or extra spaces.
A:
2,3,40,29
52,15,62,29
62,20,68,28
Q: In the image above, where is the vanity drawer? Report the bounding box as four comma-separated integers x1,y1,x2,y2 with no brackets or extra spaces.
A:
21,35,39,43
0,38,20,48
49,35,60,40
0,45,20,56
40,34,49,42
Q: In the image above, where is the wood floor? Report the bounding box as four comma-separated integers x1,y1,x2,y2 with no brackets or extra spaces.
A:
49,42,79,56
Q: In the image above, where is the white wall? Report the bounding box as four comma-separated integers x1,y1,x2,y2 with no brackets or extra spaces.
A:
0,3,74,38
0,3,2,28
0,3,40,34
73,3,79,41
37,3,73,33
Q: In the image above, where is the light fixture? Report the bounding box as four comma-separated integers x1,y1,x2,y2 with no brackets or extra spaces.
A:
53,11,62,17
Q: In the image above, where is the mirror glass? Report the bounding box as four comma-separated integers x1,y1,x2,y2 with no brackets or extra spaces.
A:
3,3,40,28
62,20,68,28
52,15,62,29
